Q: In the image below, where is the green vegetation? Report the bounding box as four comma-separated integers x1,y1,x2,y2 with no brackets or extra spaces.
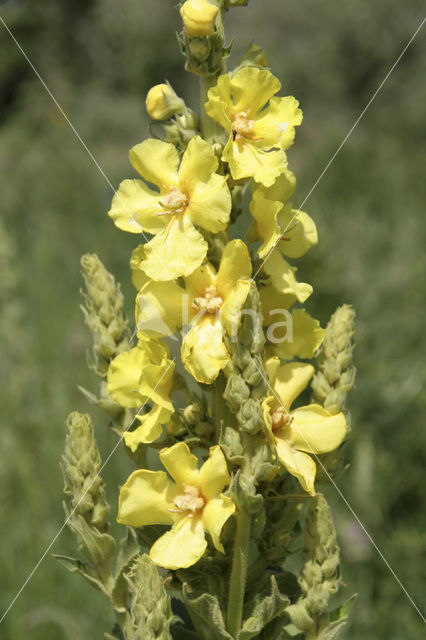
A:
0,0,424,638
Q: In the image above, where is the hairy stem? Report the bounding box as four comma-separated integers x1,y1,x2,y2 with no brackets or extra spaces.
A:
227,506,251,637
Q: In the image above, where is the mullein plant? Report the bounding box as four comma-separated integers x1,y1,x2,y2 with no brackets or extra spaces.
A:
58,1,357,638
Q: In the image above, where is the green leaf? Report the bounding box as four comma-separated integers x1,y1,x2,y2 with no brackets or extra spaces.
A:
238,575,290,640
110,527,141,611
52,554,108,596
182,584,233,640
318,595,358,640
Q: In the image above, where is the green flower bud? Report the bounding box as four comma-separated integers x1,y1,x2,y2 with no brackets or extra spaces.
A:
287,494,341,634
224,374,250,412
125,554,172,639
236,398,264,434
61,412,110,531
311,304,356,417
80,253,130,378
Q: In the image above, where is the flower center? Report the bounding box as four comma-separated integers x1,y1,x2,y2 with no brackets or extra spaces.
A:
270,406,292,431
232,111,255,139
192,285,223,314
170,484,205,516
158,186,188,216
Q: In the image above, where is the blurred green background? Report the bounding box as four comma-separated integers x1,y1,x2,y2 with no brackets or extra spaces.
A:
0,0,425,638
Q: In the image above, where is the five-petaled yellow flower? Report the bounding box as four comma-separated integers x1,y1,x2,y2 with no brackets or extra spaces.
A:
107,333,174,451
205,67,302,186
262,357,348,494
117,442,235,569
108,135,231,281
135,240,252,384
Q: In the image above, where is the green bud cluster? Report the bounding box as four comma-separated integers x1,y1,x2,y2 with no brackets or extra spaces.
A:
80,253,130,378
125,555,172,640
224,283,267,436
287,494,341,637
311,304,356,417
163,109,200,152
61,412,109,531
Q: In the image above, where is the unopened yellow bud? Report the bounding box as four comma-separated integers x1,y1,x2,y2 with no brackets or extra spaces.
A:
180,0,218,37
145,83,185,121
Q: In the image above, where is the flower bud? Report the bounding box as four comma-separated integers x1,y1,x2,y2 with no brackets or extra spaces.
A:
145,83,185,121
180,0,219,37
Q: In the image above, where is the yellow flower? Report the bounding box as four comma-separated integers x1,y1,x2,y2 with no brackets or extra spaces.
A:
135,240,252,384
260,284,325,360
117,442,235,569
262,249,313,303
262,357,348,494
108,135,231,280
107,334,175,450
180,0,219,37
205,67,302,186
145,83,185,121
250,170,317,260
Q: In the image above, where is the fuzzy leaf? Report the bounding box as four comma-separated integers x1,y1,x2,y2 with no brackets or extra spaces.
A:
183,584,232,640
317,595,357,640
110,528,141,612
53,554,108,596
238,575,290,640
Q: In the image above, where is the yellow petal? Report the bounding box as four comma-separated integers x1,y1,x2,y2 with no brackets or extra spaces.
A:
124,405,173,451
205,73,233,130
159,442,200,489
130,245,150,291
220,279,251,337
129,139,179,189
150,515,207,569
141,214,207,281
265,357,314,409
107,347,145,408
258,169,296,203
181,315,230,384
263,249,312,303
137,357,175,411
270,309,325,360
229,67,281,117
290,405,348,454
117,469,177,526
278,206,318,259
215,240,252,299
250,190,282,259
223,136,287,187
199,446,231,501
260,284,295,327
185,261,217,298
135,279,186,336
186,173,231,232
274,438,316,495
178,135,218,193
254,96,302,149
108,179,166,234
202,495,235,553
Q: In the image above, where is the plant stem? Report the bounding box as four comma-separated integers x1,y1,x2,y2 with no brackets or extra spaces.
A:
212,372,226,443
200,75,222,141
227,506,251,638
